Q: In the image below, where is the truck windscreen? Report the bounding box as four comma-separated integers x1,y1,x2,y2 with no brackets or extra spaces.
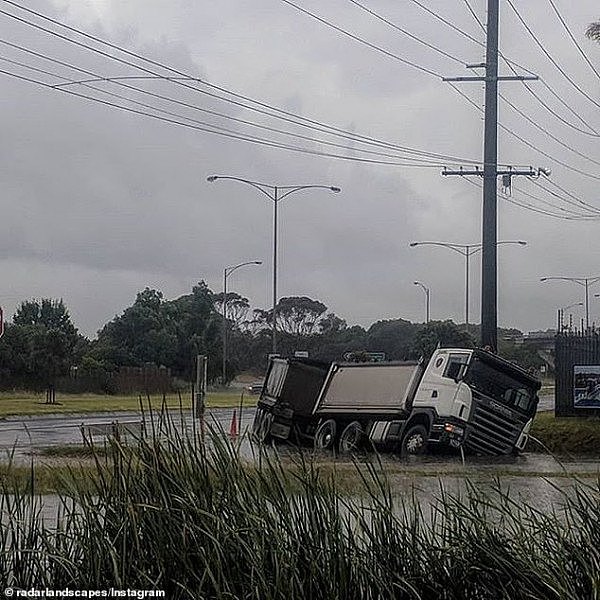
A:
464,358,537,416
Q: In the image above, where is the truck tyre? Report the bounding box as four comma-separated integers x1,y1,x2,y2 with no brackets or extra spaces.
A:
338,421,364,454
401,424,428,456
314,419,337,451
257,411,274,444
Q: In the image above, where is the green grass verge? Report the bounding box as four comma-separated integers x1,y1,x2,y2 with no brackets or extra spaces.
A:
0,462,101,495
529,411,600,455
0,390,256,416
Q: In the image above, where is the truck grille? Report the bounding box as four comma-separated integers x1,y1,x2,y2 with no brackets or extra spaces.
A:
465,401,522,455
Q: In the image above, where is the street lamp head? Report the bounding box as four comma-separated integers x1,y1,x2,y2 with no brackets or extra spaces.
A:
409,242,419,247
330,186,341,193
517,241,527,246
253,261,263,265
540,277,548,282
206,175,218,182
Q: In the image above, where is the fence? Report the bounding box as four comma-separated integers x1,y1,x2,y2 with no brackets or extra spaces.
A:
0,364,174,395
555,332,600,417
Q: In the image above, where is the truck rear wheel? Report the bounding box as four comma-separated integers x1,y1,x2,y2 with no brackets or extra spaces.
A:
258,412,273,444
252,408,265,441
338,421,364,454
256,411,273,444
401,424,428,456
314,419,337,451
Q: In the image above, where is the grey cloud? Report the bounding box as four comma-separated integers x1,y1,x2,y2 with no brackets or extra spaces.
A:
0,0,597,337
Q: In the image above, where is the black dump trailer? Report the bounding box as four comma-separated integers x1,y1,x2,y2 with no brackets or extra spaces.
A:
253,357,331,444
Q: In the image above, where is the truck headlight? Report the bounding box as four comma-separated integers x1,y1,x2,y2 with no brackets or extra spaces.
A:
444,423,465,437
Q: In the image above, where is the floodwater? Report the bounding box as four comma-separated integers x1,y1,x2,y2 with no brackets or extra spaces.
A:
0,405,255,460
1,393,597,514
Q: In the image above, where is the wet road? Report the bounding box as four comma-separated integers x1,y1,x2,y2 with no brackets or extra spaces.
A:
2,391,599,512
0,393,573,478
0,406,256,459
0,394,556,457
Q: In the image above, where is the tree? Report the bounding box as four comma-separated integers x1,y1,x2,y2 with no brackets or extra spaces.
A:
412,321,476,362
367,319,419,360
319,313,347,335
92,287,178,368
166,282,222,381
273,296,328,336
213,292,250,327
498,339,544,371
1,298,83,394
587,21,600,42
240,309,270,335
14,298,78,337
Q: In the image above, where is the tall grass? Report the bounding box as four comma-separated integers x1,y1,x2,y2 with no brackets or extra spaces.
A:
1,410,600,598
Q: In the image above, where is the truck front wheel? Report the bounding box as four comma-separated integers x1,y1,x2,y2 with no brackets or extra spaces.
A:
314,419,337,451
401,424,428,456
338,421,364,454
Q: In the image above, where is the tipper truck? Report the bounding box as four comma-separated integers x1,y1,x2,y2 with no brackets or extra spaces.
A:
252,348,541,456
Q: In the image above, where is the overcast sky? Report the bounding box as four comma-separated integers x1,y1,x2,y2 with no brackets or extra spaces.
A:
0,0,598,337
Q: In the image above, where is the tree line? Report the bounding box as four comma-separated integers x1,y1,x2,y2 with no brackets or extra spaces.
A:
0,283,543,392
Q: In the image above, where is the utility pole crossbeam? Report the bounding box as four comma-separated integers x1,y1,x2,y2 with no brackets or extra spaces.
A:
443,76,538,82
442,0,541,351
442,168,537,177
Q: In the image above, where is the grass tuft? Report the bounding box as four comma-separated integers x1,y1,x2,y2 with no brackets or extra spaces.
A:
1,409,600,598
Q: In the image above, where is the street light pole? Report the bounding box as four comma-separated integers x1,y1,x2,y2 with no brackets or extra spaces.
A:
222,260,262,385
410,240,526,330
557,301,583,332
208,175,340,354
414,281,430,323
272,186,278,353
541,276,600,332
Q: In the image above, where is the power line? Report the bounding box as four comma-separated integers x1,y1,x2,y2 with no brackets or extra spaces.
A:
346,0,467,66
0,48,453,166
463,176,599,220
530,178,600,214
521,183,600,217
506,0,600,111
547,0,600,81
461,0,485,35
542,177,598,207
449,82,600,182
529,79,599,137
343,0,598,167
462,0,599,136
277,0,443,78
498,90,600,168
0,1,493,166
0,66,446,167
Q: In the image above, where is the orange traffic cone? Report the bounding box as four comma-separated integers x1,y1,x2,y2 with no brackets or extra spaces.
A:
229,409,238,439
